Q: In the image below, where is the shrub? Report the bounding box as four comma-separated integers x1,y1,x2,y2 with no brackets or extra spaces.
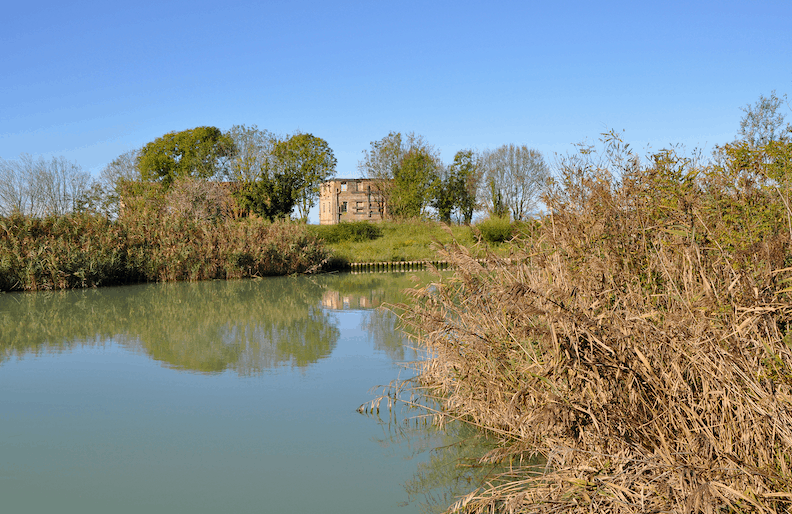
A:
393,136,792,513
0,212,330,291
475,216,513,243
312,221,383,244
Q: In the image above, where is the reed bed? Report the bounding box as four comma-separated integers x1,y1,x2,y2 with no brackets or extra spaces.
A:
394,143,792,513
0,181,330,291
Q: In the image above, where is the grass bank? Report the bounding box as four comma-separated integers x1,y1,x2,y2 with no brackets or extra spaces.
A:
394,141,792,513
309,219,519,265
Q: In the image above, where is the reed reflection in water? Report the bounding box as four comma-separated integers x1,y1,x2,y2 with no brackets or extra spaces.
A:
0,272,493,513
0,273,424,373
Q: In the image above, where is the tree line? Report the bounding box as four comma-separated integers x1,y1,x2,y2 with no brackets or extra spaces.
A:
0,125,338,222
358,132,550,223
0,124,552,224
2,90,788,223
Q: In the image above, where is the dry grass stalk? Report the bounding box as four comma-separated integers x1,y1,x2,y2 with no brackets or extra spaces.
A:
396,149,792,513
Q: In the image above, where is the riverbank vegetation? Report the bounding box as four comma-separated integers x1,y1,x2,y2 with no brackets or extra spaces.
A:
0,120,557,291
310,219,519,263
0,178,329,292
394,114,792,512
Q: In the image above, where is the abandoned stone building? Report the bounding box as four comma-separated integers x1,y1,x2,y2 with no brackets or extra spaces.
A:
318,178,386,225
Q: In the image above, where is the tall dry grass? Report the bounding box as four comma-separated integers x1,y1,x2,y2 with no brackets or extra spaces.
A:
0,178,329,291
396,139,792,513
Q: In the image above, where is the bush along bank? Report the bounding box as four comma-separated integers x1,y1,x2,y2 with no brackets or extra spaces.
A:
394,139,792,513
0,210,329,292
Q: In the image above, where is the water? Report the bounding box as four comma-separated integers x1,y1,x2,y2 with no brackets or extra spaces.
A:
0,274,494,513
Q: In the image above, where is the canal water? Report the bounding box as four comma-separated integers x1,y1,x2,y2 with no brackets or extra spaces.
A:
0,274,493,513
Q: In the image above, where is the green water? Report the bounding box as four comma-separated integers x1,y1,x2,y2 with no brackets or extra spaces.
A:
0,274,495,513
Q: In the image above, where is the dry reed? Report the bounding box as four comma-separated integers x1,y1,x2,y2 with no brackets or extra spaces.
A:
0,178,330,291
395,142,792,513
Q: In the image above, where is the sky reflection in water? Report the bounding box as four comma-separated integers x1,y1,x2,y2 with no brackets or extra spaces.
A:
0,273,496,514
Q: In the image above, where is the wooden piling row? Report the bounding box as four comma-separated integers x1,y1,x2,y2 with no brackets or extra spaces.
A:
346,258,523,274
348,260,453,274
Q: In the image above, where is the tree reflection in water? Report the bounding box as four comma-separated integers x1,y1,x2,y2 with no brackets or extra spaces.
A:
0,272,432,373
0,277,341,373
0,270,516,511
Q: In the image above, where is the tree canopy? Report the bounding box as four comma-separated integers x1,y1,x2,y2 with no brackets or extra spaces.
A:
137,126,236,187
433,150,481,224
358,132,440,219
480,144,549,220
272,133,337,221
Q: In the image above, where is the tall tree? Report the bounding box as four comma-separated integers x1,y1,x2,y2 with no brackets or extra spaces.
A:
449,150,480,224
272,133,336,221
225,125,294,219
358,132,440,219
233,173,296,221
226,124,279,183
480,144,549,220
0,154,90,217
137,126,236,187
432,151,481,224
391,149,438,218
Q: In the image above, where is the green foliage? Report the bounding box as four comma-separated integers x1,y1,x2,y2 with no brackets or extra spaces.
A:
358,132,441,220
390,149,438,218
488,178,508,218
432,150,480,224
310,221,383,244
233,172,296,221
272,133,337,220
138,126,236,188
450,150,480,224
476,216,513,243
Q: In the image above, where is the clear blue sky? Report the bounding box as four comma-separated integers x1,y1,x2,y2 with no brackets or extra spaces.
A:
2,0,791,222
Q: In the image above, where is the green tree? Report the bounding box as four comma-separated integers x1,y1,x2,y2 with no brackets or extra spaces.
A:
234,173,296,221
391,149,438,218
488,178,509,218
137,126,236,188
225,125,295,220
358,132,440,219
272,133,337,221
432,166,455,223
449,150,480,224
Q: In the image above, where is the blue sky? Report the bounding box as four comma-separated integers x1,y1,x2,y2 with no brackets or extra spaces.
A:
2,1,791,222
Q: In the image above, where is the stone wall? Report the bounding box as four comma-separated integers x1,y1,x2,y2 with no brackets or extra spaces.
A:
319,178,386,225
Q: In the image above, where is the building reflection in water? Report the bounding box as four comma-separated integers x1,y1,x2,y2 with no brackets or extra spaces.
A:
321,290,380,310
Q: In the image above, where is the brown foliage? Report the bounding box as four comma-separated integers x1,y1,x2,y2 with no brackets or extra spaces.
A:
0,179,329,291
397,140,792,513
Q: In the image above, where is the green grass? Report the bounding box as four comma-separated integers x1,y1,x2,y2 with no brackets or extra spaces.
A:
312,219,513,263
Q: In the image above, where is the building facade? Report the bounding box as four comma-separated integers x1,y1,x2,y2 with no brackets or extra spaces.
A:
319,178,386,225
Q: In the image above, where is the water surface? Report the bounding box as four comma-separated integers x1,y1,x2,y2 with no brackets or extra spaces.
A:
1,273,497,513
